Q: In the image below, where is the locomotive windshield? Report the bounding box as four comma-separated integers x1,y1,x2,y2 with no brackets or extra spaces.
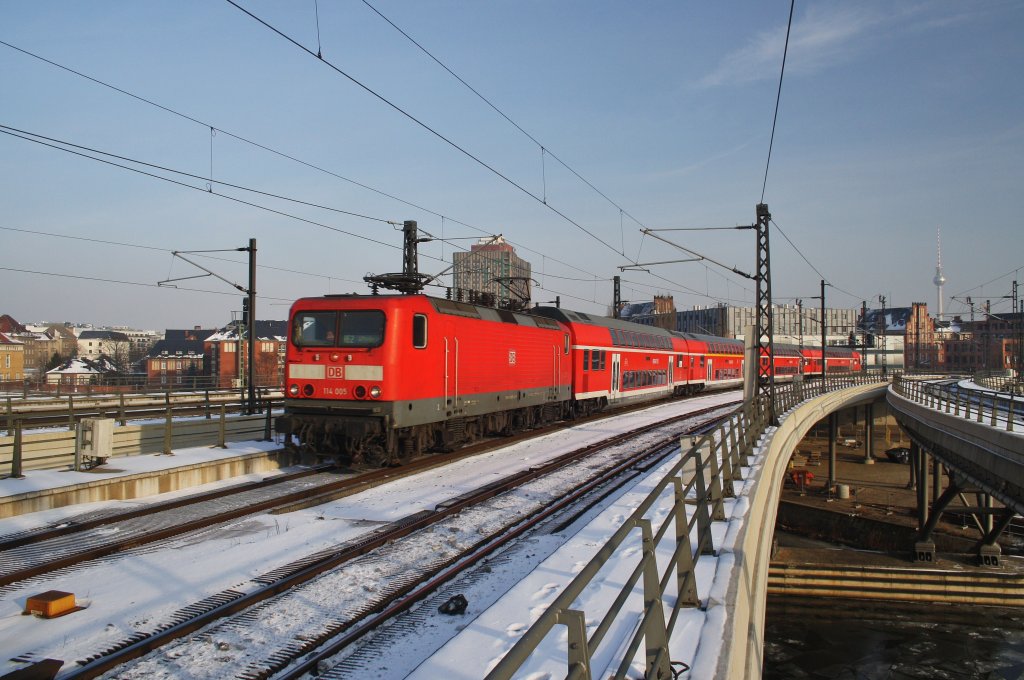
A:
292,310,385,348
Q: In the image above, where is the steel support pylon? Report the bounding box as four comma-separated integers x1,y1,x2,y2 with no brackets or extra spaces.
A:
755,203,776,423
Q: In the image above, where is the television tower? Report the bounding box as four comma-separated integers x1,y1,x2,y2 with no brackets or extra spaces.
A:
933,226,947,320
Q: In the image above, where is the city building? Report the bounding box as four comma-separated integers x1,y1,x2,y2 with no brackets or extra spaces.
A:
452,236,531,308
144,328,212,387
45,356,120,386
77,329,132,364
628,301,860,346
0,315,66,376
937,310,1023,374
205,320,287,388
0,332,25,384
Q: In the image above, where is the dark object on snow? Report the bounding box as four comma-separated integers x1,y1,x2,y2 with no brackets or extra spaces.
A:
885,447,911,464
438,594,468,615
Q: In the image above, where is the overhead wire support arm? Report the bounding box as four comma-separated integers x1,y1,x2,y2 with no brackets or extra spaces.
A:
158,241,259,415
640,228,755,280
159,249,250,293
618,258,703,272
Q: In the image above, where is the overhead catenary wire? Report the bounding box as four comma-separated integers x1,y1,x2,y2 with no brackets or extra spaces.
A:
223,0,629,261
358,0,652,242
0,225,365,286
0,124,393,226
0,125,601,306
760,0,795,204
0,266,294,301
0,38,604,284
949,265,1023,299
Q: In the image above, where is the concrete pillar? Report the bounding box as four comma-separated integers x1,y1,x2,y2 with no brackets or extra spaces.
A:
932,457,942,501
828,413,838,490
922,451,930,512
916,448,930,528
863,403,875,464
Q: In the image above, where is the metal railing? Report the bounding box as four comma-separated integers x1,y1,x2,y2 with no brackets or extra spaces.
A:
2,391,282,476
485,375,885,680
973,372,1024,395
892,376,1022,433
3,388,281,432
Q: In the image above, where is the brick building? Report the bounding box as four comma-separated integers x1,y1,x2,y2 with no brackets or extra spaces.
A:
205,321,287,388
144,328,212,387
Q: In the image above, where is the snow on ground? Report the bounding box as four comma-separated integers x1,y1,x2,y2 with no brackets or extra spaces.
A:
0,391,739,678
0,440,285,534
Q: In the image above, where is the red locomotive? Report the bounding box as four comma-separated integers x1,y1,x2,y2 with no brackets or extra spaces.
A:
278,292,861,465
279,294,572,465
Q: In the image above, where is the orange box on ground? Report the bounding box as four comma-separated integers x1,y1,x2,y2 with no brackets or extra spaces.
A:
24,591,76,618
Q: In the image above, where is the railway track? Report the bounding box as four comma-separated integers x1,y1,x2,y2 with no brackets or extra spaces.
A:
1,392,740,586
5,399,736,679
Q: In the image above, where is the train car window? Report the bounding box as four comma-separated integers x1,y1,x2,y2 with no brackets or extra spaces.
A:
413,314,428,349
564,333,570,355
591,350,600,371
583,349,590,371
338,310,386,348
599,351,606,370
293,311,337,347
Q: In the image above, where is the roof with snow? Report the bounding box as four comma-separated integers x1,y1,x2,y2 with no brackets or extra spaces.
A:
205,320,287,343
46,355,121,375
147,337,206,358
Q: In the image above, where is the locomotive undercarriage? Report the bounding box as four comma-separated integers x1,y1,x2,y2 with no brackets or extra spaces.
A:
280,400,572,468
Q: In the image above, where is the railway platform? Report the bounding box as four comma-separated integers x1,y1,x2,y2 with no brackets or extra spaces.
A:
0,440,289,519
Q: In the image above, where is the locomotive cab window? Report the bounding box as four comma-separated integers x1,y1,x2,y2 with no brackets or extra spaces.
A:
293,310,385,348
564,333,570,355
293,311,337,347
413,314,428,349
339,310,386,347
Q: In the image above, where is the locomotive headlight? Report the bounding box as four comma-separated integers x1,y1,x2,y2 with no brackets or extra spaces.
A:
354,385,367,399
289,384,299,397
369,386,381,399
330,353,340,362
303,384,314,397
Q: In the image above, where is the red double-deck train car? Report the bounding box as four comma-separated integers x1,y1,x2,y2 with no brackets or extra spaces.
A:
530,307,695,415
278,294,571,465
800,346,861,375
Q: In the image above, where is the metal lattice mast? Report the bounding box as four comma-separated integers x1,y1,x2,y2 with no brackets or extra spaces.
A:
755,203,776,422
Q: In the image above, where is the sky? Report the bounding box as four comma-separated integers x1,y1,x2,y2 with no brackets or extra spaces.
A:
2,1,1022,330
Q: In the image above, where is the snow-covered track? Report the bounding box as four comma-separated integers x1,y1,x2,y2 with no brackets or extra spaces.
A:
58,404,733,679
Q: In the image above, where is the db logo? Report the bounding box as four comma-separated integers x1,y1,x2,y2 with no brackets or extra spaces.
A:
508,350,517,365
327,366,345,379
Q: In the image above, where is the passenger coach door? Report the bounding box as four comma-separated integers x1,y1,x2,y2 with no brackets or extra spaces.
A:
706,359,713,383
611,353,621,398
